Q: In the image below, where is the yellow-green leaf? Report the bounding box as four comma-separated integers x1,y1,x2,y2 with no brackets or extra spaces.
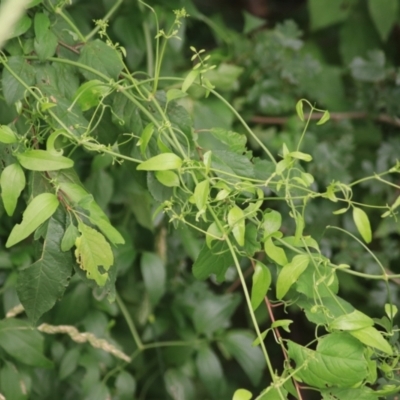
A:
155,170,180,187
74,223,113,286
0,163,25,216
251,261,271,311
264,237,287,266
194,180,209,212
316,110,330,125
353,207,372,243
137,153,182,171
0,125,17,144
295,100,304,121
6,193,59,247
17,150,74,171
350,326,393,355
228,206,245,246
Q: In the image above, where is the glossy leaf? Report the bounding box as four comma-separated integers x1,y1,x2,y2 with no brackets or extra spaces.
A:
233,389,252,400
75,222,113,286
155,170,180,187
6,193,59,248
0,125,17,143
350,326,393,355
264,237,287,266
1,163,25,216
288,333,368,388
17,150,74,171
0,318,53,368
137,153,182,171
17,209,73,323
228,205,245,246
276,255,310,300
140,252,166,307
353,207,372,243
250,262,271,311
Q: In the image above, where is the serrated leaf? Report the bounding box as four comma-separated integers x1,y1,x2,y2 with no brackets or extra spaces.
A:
73,80,110,111
6,193,59,248
295,100,304,121
233,389,252,400
228,206,245,246
350,326,393,355
0,125,17,143
316,110,330,125
155,170,180,187
78,39,124,81
2,56,35,105
182,69,199,92
1,163,25,216
276,255,310,300
74,223,113,286
353,207,372,243
17,150,74,171
251,262,271,311
140,252,166,307
17,209,73,323
0,318,53,368
329,310,374,331
137,153,182,171
368,0,398,42
288,333,368,388
264,237,287,266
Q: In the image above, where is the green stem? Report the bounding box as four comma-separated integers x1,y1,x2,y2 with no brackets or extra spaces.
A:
85,0,124,41
54,8,86,43
116,294,143,350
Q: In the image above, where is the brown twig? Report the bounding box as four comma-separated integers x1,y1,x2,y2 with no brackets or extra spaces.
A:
57,41,82,55
251,112,400,128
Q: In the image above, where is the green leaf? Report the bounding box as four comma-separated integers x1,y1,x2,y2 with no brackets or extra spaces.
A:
350,326,393,355
115,371,136,397
276,255,310,299
368,0,398,42
288,333,368,388
78,39,124,81
256,387,288,400
74,223,113,286
193,241,234,282
271,320,293,333
206,221,224,248
194,180,209,212
9,14,32,39
223,330,265,386
262,210,282,237
316,110,330,125
139,122,154,157
140,252,166,307
1,163,25,216
17,209,73,323
0,361,28,400
251,262,271,311
0,125,17,143
137,153,182,171
2,56,35,105
322,387,384,400
288,151,312,162
329,310,374,331
34,27,58,61
308,0,349,31
233,389,253,400
196,346,225,398
350,51,386,83
385,303,398,319
61,221,79,251
353,207,372,243
295,100,304,121
264,237,287,266
164,369,195,400
228,206,245,246
182,69,199,92
167,88,188,103
155,170,180,187
6,192,59,248
209,128,247,154
73,80,110,111
17,150,74,171
0,318,53,368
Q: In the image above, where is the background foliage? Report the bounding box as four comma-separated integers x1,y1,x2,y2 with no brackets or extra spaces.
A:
1,0,400,399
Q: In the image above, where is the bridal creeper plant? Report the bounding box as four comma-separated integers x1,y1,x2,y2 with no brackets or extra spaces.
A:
1,0,400,399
